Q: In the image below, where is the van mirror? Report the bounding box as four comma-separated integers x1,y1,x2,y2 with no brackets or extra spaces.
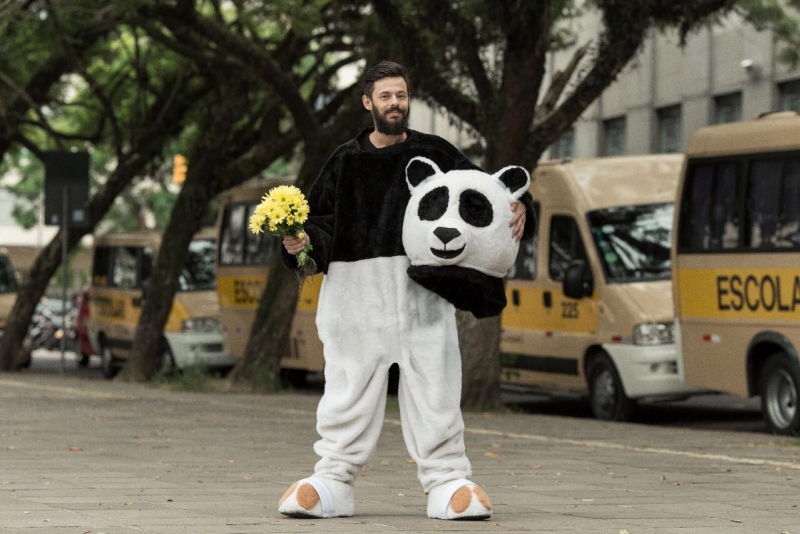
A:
563,260,593,299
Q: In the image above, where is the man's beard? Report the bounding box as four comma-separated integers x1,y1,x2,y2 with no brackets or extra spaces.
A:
372,105,410,136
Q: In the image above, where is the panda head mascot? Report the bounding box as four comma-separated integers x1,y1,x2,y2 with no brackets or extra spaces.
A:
403,156,530,319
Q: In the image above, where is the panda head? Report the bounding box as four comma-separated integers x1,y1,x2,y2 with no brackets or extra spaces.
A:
402,156,530,278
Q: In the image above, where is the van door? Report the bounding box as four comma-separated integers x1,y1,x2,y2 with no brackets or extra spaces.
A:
90,245,147,358
502,212,597,391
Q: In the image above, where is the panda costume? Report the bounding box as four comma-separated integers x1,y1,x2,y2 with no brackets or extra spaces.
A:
278,127,534,520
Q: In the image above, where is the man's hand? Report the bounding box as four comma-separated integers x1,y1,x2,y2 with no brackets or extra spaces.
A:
509,202,526,241
283,233,311,255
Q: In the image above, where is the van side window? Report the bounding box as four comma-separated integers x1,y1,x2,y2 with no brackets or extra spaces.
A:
220,204,246,265
507,201,539,280
245,203,277,265
181,239,217,290
747,157,800,249
92,246,112,287
549,215,588,282
679,162,740,251
140,247,154,289
112,246,139,289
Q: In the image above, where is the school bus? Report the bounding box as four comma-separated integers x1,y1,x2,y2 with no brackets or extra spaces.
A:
673,111,800,435
215,179,324,386
502,155,704,421
88,229,235,378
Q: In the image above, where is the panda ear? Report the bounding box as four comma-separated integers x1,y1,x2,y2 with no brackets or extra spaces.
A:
406,157,442,190
493,166,531,199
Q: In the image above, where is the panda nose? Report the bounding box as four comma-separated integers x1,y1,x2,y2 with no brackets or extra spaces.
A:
434,226,461,245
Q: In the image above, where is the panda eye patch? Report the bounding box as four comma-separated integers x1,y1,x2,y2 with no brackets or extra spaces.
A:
418,186,449,221
459,189,493,227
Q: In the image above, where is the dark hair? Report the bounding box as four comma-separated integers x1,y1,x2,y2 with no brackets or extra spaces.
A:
362,61,410,99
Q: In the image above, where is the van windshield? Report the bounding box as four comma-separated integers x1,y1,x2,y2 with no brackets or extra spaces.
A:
179,239,217,291
587,202,673,283
0,256,16,293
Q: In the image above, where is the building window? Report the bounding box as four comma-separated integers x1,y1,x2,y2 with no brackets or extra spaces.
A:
714,92,743,124
602,117,626,157
779,79,800,114
550,129,575,160
657,105,682,153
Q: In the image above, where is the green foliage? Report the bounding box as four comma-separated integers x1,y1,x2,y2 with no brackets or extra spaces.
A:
152,364,227,392
737,0,800,66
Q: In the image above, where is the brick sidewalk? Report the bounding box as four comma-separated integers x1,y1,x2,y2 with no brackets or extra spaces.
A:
1,373,799,533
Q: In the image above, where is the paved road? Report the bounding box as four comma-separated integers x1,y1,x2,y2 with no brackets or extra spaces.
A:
1,352,799,533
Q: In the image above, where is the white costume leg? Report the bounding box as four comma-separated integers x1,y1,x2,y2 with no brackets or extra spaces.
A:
278,259,400,518
397,281,492,519
396,286,470,493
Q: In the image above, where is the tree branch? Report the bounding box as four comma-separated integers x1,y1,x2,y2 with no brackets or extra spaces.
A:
426,0,493,103
534,41,591,126
45,1,124,159
143,3,319,141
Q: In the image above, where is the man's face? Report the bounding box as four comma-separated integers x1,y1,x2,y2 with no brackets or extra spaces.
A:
363,76,410,135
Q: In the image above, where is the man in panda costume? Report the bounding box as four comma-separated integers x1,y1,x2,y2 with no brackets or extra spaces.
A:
279,61,535,520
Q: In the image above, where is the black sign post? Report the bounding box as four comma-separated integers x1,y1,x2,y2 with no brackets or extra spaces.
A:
43,151,90,374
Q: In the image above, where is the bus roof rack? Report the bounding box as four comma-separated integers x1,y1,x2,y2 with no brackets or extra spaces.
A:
757,110,798,119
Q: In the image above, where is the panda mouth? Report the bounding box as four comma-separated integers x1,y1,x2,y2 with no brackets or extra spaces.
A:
430,245,466,259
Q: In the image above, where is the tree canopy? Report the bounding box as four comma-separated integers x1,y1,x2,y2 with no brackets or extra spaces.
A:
1,0,798,406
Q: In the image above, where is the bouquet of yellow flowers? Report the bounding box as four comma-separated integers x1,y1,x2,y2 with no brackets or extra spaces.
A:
248,185,313,267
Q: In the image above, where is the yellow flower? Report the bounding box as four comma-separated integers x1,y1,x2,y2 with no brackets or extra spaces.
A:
245,184,314,266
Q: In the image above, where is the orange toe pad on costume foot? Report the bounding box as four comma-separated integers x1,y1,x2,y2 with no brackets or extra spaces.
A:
278,482,320,511
296,483,320,510
448,484,492,519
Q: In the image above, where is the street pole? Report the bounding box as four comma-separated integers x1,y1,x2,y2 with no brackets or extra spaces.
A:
60,187,68,375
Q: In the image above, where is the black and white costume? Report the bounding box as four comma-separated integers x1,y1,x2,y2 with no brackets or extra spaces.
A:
278,127,534,520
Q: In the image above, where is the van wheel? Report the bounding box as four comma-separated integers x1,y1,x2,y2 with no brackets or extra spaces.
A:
281,369,307,389
760,353,800,436
588,353,636,422
101,345,120,379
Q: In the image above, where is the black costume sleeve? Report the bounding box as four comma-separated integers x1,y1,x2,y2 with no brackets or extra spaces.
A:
281,149,341,273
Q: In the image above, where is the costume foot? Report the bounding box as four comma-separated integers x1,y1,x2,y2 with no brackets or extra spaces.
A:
427,479,492,520
277,477,354,518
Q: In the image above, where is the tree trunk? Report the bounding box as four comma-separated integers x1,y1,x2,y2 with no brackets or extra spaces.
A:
457,311,503,409
0,230,83,370
118,178,209,381
227,256,299,388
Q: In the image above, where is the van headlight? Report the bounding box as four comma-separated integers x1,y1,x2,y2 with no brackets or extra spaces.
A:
181,318,222,334
633,322,674,345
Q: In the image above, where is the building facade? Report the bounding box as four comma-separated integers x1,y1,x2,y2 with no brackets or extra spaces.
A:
411,12,800,162
552,13,800,159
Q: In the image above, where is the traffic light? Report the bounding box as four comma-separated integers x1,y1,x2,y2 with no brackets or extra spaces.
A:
172,154,188,184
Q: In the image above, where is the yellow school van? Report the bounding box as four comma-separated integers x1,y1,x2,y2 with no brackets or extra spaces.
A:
0,249,23,363
0,249,17,335
502,154,704,421
88,229,235,378
215,179,324,386
674,111,800,435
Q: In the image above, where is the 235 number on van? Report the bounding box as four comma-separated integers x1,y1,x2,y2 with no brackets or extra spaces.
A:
561,301,579,319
